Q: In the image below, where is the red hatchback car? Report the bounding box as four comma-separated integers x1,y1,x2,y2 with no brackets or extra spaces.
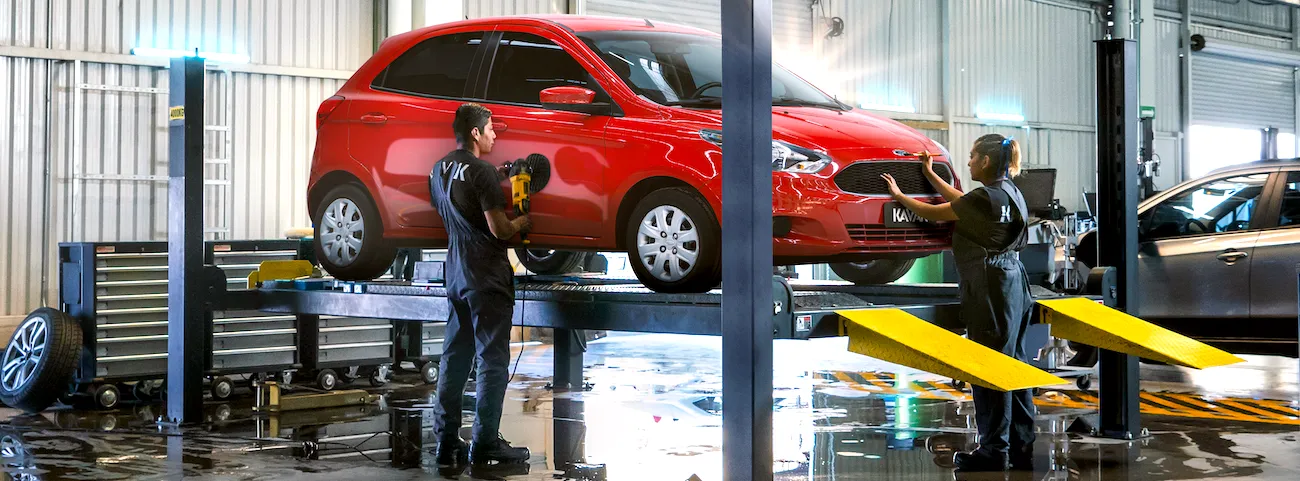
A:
309,15,958,293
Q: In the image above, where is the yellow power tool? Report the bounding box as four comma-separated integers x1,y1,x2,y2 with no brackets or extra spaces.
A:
508,153,551,245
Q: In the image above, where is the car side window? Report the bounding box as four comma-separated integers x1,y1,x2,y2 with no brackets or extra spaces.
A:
486,32,596,105
1141,173,1269,241
375,32,485,98
1279,171,1300,228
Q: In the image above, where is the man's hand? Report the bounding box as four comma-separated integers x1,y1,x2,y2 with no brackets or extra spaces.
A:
881,174,904,200
512,215,532,235
497,162,513,180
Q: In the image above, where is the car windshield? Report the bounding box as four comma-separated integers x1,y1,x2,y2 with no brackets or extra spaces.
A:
578,30,843,110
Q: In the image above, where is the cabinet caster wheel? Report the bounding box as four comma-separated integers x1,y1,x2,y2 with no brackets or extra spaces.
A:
421,361,438,385
211,377,234,401
1076,375,1092,391
317,369,339,391
369,364,391,387
94,385,120,410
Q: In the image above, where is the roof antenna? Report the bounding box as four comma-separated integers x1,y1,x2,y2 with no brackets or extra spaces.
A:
644,18,654,27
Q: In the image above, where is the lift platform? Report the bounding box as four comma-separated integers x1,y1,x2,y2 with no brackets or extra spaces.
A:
217,264,1089,392
221,260,1242,395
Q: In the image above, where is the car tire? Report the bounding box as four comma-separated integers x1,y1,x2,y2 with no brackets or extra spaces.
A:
515,248,589,275
624,187,721,293
0,308,83,413
829,259,916,284
313,183,395,281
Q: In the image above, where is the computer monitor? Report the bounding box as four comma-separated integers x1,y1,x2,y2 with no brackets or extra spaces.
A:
1016,168,1057,215
1082,192,1098,219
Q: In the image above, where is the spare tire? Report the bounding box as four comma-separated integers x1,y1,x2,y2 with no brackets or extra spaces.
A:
0,308,83,413
515,249,589,275
830,259,916,284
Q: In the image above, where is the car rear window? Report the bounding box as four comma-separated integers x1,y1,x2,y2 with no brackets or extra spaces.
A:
375,31,485,98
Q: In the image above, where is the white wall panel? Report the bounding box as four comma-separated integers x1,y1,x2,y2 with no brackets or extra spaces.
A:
465,0,568,18
1156,0,1292,32
953,0,1100,126
814,0,944,115
1,0,374,70
1153,17,1185,134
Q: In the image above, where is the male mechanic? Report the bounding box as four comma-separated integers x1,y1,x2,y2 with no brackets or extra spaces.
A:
430,103,532,467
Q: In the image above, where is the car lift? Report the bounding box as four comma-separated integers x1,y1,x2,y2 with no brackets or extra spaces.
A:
156,26,1244,481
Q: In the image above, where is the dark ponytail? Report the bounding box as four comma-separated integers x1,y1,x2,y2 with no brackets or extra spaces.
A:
973,134,1022,178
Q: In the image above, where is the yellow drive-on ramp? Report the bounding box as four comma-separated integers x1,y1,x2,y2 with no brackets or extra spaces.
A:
838,309,1068,392
1037,298,1244,369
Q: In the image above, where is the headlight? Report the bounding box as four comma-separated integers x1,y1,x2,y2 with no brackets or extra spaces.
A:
699,129,832,174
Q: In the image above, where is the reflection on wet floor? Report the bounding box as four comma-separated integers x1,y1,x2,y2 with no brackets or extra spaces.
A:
0,333,1296,480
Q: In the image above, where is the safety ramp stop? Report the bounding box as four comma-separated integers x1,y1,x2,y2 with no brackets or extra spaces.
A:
1036,298,1244,369
835,298,1244,393
837,309,1068,392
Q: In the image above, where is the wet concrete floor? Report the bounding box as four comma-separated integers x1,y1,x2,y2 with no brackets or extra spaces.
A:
0,333,1296,480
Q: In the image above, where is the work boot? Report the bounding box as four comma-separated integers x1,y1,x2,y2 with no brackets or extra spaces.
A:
434,437,469,467
1008,444,1034,471
954,448,1009,472
470,434,531,465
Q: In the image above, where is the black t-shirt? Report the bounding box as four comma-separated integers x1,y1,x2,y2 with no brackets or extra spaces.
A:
431,149,507,243
950,187,1022,251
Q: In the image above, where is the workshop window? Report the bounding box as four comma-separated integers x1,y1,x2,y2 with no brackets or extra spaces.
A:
1141,173,1268,240
377,32,485,98
1279,172,1300,228
486,32,594,106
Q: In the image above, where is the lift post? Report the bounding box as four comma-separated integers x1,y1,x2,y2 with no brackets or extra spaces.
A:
1095,39,1143,440
166,55,207,424
720,0,774,479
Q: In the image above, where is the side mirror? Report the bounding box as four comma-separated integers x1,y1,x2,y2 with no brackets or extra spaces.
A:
540,86,616,116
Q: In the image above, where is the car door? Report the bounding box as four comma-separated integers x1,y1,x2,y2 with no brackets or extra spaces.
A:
1249,169,1300,321
1136,172,1270,319
347,30,490,229
476,29,611,244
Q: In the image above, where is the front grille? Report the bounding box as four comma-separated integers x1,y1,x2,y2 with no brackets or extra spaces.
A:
834,161,954,196
846,224,952,246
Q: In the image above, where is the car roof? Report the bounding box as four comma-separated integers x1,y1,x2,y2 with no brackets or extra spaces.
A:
397,15,717,40
1206,158,1300,176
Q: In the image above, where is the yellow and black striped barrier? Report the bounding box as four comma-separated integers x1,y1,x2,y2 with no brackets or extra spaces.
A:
816,370,1300,426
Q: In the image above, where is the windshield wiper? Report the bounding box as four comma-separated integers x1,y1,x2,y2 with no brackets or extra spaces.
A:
665,97,722,107
773,97,848,111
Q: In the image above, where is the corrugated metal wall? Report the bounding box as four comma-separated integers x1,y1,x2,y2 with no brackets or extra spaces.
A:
0,56,53,316
1156,0,1292,32
466,0,568,18
1192,53,1296,131
581,0,813,61
1153,17,1185,134
0,0,371,315
953,0,1098,126
2,0,373,70
816,0,944,115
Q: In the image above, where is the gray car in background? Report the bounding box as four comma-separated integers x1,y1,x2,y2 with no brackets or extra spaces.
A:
1078,160,1300,347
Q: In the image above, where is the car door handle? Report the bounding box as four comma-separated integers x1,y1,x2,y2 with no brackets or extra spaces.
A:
1216,251,1249,264
493,121,508,132
360,113,390,124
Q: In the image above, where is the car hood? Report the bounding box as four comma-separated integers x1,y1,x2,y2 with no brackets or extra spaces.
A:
670,106,939,158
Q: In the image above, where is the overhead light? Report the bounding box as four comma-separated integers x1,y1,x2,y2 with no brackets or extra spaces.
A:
859,102,916,114
976,111,1026,123
131,47,250,64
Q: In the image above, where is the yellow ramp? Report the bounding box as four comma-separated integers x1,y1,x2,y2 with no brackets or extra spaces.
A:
247,260,316,288
1037,298,1244,369
838,309,1068,392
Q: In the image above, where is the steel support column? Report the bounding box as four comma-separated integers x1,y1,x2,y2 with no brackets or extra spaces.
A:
721,0,774,479
165,56,207,424
553,328,584,392
1095,39,1143,440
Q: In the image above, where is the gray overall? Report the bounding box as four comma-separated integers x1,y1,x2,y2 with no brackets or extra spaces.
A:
952,179,1037,453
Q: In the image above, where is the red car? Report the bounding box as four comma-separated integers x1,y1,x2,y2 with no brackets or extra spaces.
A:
309,15,958,293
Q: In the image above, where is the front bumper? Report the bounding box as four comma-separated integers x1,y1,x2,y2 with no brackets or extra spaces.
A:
770,173,952,263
